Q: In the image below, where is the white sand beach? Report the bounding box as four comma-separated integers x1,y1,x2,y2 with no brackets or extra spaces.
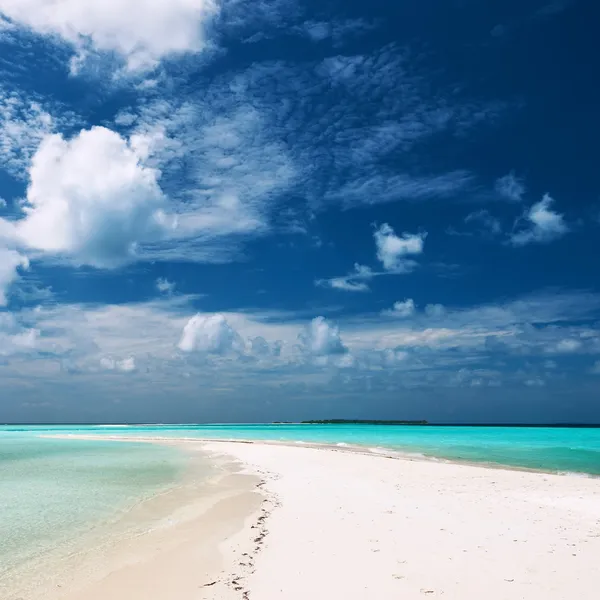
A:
10,438,600,600
208,441,600,600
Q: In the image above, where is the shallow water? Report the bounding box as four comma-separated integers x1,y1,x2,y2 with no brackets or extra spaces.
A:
0,433,185,585
3,423,600,475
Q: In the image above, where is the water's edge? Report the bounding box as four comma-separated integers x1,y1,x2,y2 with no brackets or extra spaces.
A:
0,438,199,597
7,423,597,476
44,433,600,480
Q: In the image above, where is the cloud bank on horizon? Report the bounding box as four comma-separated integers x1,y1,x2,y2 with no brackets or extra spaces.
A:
0,0,599,423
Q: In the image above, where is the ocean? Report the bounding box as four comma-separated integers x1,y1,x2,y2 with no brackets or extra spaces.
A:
2,423,600,589
3,423,600,474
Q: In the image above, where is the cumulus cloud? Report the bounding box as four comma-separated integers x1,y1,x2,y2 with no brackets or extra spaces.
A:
317,225,426,295
510,194,569,246
249,336,270,356
381,299,445,319
14,126,171,268
2,290,599,404
0,249,29,306
100,356,136,372
178,313,245,354
374,223,426,271
383,299,416,318
495,172,525,202
0,0,219,71
299,317,347,356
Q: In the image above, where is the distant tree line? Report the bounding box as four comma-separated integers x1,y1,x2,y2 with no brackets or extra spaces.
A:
298,419,428,425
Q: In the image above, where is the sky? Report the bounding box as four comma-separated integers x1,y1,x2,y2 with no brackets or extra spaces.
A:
0,0,599,424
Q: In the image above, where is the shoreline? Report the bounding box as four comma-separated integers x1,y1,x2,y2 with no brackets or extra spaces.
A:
2,442,267,600
7,436,600,599
208,440,600,600
42,432,600,478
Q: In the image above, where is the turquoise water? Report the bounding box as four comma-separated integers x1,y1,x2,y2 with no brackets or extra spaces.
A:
1,423,599,590
0,433,185,583
2,423,600,475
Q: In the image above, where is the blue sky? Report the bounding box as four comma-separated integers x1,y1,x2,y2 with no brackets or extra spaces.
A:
0,0,599,423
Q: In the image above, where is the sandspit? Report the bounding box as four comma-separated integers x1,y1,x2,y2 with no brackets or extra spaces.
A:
13,436,600,600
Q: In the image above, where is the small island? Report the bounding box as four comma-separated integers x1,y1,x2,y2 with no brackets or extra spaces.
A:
300,419,428,425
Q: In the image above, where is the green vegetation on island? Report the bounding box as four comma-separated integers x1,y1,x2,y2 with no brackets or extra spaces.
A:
299,419,428,425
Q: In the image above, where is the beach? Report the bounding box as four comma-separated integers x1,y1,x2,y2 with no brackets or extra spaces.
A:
212,441,600,599
5,437,600,600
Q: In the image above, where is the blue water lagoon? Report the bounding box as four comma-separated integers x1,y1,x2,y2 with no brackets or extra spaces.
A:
3,423,600,475
0,432,186,589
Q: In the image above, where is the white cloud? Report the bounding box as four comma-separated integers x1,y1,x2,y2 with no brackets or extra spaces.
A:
465,209,502,236
249,336,271,356
75,43,504,267
341,291,600,361
0,90,55,178
0,249,28,306
495,172,525,202
119,357,136,372
374,223,426,271
188,45,498,216
328,278,370,293
383,299,416,318
7,298,298,372
317,225,426,295
14,126,171,268
178,313,245,354
551,339,582,353
316,263,373,292
21,297,190,364
0,13,13,31
127,102,296,262
510,194,569,246
156,278,175,294
0,0,219,72
301,21,330,41
296,18,375,45
1,290,598,401
591,361,600,375
381,299,446,319
0,312,39,358
100,356,136,372
326,171,473,207
10,327,39,349
299,317,347,356
425,303,446,318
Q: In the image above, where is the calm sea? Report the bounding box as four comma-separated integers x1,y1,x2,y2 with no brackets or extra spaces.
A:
0,431,185,588
2,423,600,474
2,423,600,585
